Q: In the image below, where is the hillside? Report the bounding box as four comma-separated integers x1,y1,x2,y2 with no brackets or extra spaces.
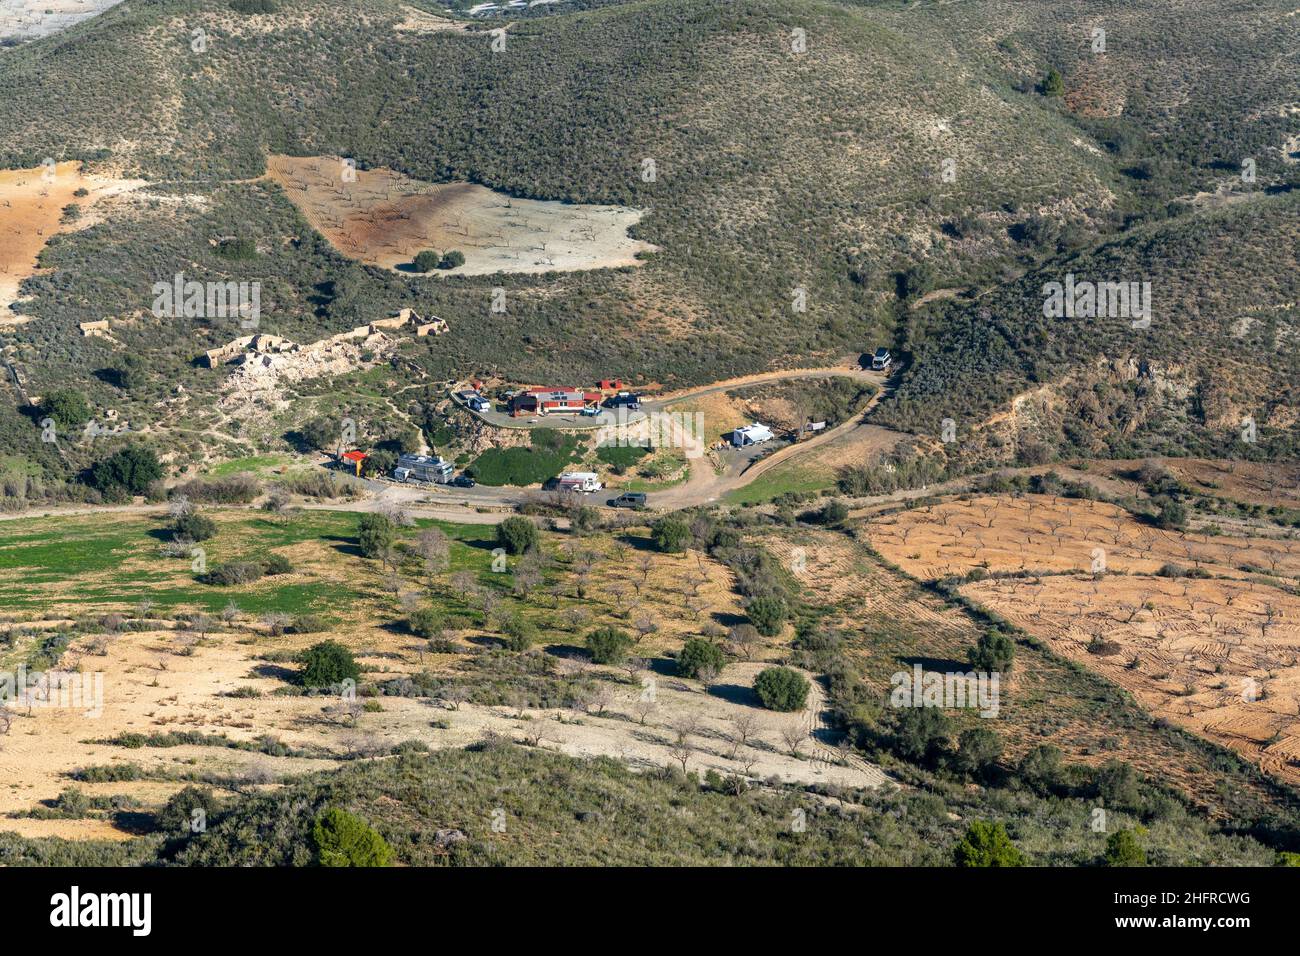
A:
167,742,1285,866
876,188,1300,465
0,0,1294,487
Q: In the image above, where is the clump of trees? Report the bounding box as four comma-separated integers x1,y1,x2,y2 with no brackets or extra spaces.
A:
651,516,691,553
89,446,163,498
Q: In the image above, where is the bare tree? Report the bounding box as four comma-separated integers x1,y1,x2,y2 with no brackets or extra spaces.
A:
416,526,450,578
729,623,762,661
450,570,477,601
696,663,721,692
729,712,760,754
623,655,647,684
632,698,658,726
781,722,805,757
668,738,692,774
634,615,659,642
441,684,471,711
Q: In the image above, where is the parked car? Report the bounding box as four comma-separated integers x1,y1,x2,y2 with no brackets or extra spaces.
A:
871,347,892,371
451,474,476,488
607,492,647,509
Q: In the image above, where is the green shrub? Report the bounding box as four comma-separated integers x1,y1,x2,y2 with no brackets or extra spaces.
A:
173,512,217,542
409,607,445,639
263,553,293,575
586,626,633,665
753,666,809,711
953,821,1025,867
677,638,726,679
746,595,788,637
215,237,258,259
438,250,465,269
596,445,649,469
311,807,393,867
652,516,691,553
288,614,326,634
1104,829,1147,867
41,389,91,430
89,446,162,496
298,641,360,688
894,707,952,763
200,561,265,586
412,250,439,272
954,727,1003,777
497,516,539,555
156,786,220,836
357,513,396,559
501,615,539,652
968,630,1015,673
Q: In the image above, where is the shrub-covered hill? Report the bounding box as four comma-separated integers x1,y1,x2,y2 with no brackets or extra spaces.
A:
161,743,1278,867
0,0,1295,478
0,0,1120,389
875,188,1300,465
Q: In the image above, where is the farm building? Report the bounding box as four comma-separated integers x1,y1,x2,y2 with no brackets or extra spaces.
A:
731,423,775,447
511,387,601,417
338,449,367,476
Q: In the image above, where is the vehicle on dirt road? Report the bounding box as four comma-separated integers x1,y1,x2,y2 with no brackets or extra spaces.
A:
607,492,647,509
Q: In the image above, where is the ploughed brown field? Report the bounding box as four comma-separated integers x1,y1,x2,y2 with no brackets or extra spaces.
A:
870,492,1300,788
265,154,656,277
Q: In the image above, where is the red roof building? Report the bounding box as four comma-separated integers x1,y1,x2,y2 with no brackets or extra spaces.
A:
511,387,600,417
340,449,367,476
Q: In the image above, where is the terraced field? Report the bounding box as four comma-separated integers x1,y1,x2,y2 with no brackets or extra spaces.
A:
868,493,1300,788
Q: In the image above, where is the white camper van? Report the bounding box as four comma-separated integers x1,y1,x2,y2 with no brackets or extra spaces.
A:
394,454,454,484
730,423,775,447
555,471,603,493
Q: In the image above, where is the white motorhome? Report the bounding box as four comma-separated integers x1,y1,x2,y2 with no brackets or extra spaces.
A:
394,454,454,484
556,471,603,493
731,423,775,447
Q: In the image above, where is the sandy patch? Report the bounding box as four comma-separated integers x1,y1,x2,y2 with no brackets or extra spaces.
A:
0,0,122,41
393,4,469,33
265,154,656,277
0,161,144,323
